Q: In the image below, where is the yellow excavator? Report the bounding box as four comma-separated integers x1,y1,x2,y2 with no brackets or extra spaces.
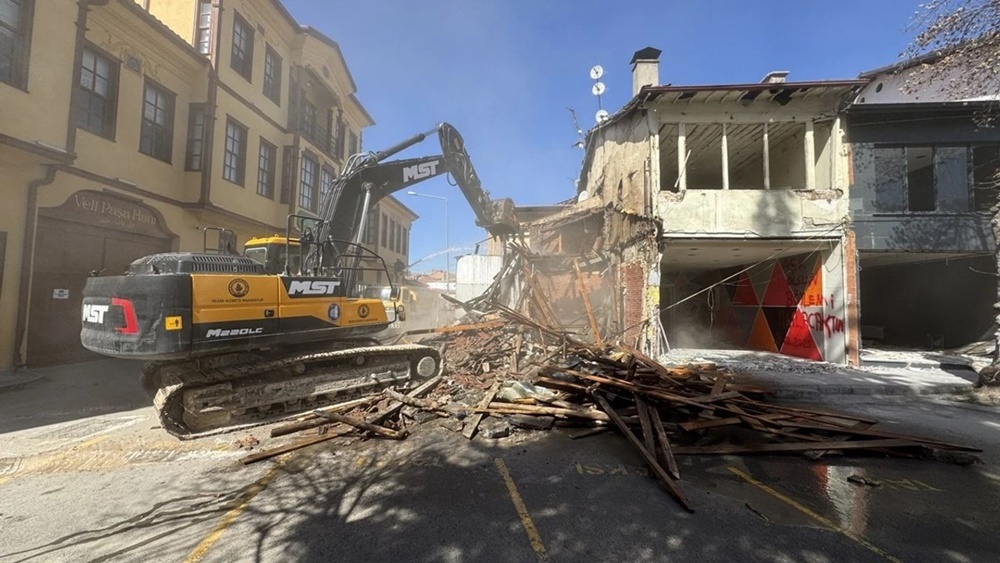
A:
80,123,517,439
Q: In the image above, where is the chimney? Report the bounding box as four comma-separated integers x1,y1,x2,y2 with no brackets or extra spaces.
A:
761,70,790,84
630,47,662,97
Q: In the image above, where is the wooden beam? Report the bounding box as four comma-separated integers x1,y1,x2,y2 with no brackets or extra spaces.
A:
462,381,501,439
763,122,771,190
721,123,729,190
676,122,687,191
573,258,604,346
593,394,693,512
804,120,816,190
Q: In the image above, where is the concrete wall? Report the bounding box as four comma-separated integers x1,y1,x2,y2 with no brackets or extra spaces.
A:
657,189,847,238
455,255,503,303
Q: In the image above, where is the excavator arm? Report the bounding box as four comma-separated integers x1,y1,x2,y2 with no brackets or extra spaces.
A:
307,123,519,269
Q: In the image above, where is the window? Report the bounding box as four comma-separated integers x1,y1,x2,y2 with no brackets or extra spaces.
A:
395,223,403,254
230,12,253,82
257,139,276,198
972,145,1000,212
320,166,335,202
300,154,317,211
195,0,212,55
0,0,33,89
343,127,353,160
402,227,408,256
139,80,175,162
906,146,935,212
349,130,359,156
185,104,205,170
223,117,247,185
263,45,281,104
75,46,118,139
365,206,379,246
390,219,397,252
381,212,388,248
302,101,317,142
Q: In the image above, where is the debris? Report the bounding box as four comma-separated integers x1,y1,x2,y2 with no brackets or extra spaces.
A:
480,418,512,439
745,502,769,522
847,474,881,487
509,414,555,431
233,435,260,450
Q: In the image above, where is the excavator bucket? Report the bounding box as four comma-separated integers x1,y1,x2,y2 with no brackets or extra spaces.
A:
481,198,520,237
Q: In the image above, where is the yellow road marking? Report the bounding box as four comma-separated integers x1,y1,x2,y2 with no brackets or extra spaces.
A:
0,476,12,487
495,458,551,563
729,467,902,563
75,435,111,450
183,458,288,563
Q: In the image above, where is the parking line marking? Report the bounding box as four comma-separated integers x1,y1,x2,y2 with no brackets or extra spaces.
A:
183,458,287,563
495,458,551,563
729,467,902,563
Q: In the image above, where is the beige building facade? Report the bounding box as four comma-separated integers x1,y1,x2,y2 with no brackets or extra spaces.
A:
0,0,390,368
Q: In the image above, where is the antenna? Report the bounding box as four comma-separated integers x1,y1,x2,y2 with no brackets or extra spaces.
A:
567,108,585,149
590,64,609,124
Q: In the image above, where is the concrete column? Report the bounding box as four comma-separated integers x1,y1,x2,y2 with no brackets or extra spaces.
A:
804,120,816,190
721,123,729,190
677,122,687,191
763,123,771,190
831,116,841,189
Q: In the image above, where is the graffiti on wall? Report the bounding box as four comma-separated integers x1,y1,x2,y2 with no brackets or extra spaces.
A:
676,252,839,362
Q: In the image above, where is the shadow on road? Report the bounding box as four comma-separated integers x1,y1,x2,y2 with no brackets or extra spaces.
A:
0,359,149,435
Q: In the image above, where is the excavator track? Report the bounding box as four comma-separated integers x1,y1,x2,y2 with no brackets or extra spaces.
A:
145,342,442,439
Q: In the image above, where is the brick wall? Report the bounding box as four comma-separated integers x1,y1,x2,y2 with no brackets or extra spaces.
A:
622,262,645,345
844,229,861,366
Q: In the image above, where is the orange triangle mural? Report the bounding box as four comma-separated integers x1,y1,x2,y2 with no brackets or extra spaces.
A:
781,310,823,361
762,264,797,307
799,268,824,308
732,272,759,306
746,309,778,353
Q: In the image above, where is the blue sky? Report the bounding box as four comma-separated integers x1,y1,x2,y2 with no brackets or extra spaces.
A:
283,0,924,274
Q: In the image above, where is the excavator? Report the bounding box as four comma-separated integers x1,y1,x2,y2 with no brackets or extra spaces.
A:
80,122,518,439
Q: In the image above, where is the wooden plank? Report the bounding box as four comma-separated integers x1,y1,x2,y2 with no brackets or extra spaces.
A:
671,438,920,455
402,319,505,336
310,410,407,439
593,393,694,513
635,398,656,457
573,258,604,346
462,381,501,439
772,419,981,452
650,406,680,480
243,376,442,464
481,403,611,422
269,395,379,438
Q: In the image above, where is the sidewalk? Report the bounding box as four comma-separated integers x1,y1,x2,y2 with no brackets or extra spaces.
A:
660,348,977,400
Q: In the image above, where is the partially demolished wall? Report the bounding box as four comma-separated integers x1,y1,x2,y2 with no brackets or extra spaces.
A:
467,201,661,353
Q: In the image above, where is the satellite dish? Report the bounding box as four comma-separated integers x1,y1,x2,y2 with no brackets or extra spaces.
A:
595,109,610,123
592,82,606,96
589,65,604,80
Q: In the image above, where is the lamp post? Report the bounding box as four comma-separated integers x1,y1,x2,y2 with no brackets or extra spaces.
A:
406,191,450,292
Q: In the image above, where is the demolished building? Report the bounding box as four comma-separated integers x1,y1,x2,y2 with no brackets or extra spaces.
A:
578,48,864,365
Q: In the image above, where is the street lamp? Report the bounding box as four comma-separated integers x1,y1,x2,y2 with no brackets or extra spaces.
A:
406,191,450,292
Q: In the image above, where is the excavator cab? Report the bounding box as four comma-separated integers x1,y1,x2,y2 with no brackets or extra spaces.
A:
243,236,302,275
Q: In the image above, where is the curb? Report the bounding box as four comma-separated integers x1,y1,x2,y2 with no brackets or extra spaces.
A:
0,374,47,395
767,382,973,400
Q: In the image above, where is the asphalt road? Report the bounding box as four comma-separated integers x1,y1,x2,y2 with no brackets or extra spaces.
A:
1,375,999,563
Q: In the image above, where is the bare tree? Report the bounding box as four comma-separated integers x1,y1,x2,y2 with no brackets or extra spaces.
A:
903,1,1000,385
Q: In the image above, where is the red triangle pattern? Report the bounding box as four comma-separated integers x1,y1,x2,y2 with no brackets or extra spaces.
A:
732,272,759,306
780,310,823,361
746,309,778,353
761,263,797,307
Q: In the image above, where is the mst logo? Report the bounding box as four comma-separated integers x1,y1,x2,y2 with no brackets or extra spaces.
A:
402,160,439,183
287,280,341,297
206,327,263,338
82,304,109,324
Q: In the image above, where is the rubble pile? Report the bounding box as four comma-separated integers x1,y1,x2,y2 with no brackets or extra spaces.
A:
240,301,982,512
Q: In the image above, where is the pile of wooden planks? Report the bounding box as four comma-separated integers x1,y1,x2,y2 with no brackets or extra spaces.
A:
472,344,982,512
